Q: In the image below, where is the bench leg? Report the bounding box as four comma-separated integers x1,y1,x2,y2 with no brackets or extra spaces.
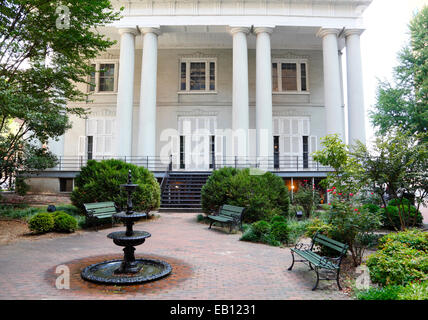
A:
288,251,295,271
209,220,214,229
312,268,320,291
309,262,314,270
336,269,342,290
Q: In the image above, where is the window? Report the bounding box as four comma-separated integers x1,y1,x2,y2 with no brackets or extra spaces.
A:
59,178,74,192
87,62,118,93
78,118,115,158
179,58,216,93
99,64,115,92
272,59,309,93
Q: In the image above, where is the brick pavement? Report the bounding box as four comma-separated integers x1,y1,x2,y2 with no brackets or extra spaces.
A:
0,212,350,300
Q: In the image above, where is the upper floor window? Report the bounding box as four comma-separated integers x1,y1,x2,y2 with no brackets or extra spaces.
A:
179,58,217,93
272,59,309,93
88,61,118,93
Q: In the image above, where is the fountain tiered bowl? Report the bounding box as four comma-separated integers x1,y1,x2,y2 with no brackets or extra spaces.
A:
81,171,172,285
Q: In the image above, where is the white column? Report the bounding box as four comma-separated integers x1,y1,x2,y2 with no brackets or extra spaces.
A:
116,27,138,158
345,29,366,145
254,27,274,161
138,27,160,157
318,28,345,141
230,26,250,160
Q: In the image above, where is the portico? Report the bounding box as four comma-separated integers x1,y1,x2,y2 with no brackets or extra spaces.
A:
51,0,371,173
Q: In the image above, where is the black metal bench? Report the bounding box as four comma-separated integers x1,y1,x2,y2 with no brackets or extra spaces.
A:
207,204,245,233
83,201,118,231
288,232,348,290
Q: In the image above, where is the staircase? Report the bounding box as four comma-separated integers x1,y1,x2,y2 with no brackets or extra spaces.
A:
159,172,211,212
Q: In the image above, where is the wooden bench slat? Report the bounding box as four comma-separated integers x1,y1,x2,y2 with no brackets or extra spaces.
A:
316,234,348,249
314,238,346,253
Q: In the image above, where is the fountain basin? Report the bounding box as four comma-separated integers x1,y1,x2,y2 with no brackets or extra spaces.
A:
80,258,172,285
107,231,151,247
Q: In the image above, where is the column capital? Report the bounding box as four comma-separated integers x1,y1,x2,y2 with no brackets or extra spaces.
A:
344,28,365,37
253,26,275,35
317,28,340,38
229,26,251,35
118,27,139,36
139,26,161,36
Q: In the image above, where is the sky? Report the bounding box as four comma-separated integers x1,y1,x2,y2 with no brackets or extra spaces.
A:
358,0,427,144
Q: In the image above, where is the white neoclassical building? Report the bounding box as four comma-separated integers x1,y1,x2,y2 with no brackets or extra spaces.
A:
30,0,371,194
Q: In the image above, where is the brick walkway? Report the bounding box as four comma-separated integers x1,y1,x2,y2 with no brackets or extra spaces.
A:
0,212,350,300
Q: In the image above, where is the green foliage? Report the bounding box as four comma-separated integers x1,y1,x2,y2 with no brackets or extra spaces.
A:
292,183,321,218
356,285,403,300
362,203,380,214
287,218,311,245
370,6,428,141
28,212,54,234
240,217,289,247
0,0,121,184
71,159,160,214
52,211,77,233
270,221,290,243
380,205,423,230
201,168,290,223
356,282,428,300
367,230,428,286
14,177,30,196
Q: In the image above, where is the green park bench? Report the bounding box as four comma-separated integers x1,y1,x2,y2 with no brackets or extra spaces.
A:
288,232,349,291
83,201,118,231
207,204,245,233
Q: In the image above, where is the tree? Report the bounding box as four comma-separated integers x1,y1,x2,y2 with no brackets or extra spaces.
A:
0,1,121,186
370,6,428,141
314,132,428,231
352,131,428,230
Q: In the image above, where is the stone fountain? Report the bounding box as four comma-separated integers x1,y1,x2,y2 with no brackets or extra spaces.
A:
81,170,172,284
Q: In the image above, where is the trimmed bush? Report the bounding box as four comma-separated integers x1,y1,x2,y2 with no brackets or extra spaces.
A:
52,211,78,233
201,168,290,223
71,159,160,214
28,212,55,234
380,204,423,230
362,203,380,214
366,229,428,286
270,221,290,243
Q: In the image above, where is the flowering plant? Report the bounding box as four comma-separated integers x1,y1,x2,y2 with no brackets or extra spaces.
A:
325,188,382,266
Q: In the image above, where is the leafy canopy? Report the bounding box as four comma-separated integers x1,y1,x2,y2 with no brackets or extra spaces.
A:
0,1,121,185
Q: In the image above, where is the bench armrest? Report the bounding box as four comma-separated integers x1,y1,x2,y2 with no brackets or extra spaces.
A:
86,209,95,217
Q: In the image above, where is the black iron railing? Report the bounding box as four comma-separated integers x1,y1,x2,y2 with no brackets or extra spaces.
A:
43,155,332,172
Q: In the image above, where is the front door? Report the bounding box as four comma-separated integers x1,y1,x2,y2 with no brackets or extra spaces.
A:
178,116,217,171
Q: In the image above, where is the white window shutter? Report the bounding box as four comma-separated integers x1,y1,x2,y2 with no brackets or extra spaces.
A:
273,118,279,135
292,136,299,154
310,136,317,154
104,136,112,155
292,119,299,135
303,119,310,136
78,136,86,156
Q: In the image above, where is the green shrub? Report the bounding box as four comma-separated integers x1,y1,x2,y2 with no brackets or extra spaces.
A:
201,168,290,223
378,229,428,252
71,159,160,214
52,211,78,233
28,212,55,234
270,215,287,224
252,220,271,237
380,204,423,230
356,282,428,300
398,281,428,300
356,285,402,300
362,203,380,214
287,218,311,245
271,221,289,243
367,230,428,286
15,177,30,196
